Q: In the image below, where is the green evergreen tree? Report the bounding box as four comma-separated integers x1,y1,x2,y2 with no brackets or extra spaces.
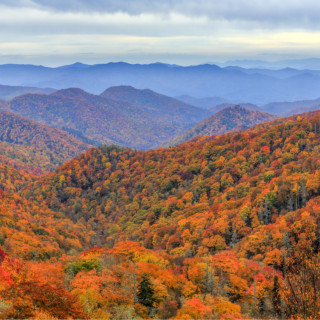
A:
137,274,156,310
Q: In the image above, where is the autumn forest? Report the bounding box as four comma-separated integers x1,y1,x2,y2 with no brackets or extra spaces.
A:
1,82,320,320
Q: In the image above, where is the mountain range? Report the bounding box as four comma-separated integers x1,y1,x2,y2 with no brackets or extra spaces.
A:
178,94,320,116
261,97,320,115
1,62,320,105
218,58,320,70
1,82,320,154
0,86,209,150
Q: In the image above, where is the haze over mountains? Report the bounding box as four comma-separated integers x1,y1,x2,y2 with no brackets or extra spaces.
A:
177,92,320,116
0,84,55,101
1,62,320,105
218,58,320,70
261,97,320,115
175,95,230,109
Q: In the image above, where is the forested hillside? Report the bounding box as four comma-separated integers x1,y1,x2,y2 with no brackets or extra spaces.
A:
0,111,91,174
169,106,277,146
0,110,317,318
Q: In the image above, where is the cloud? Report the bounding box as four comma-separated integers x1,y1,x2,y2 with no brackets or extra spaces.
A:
1,0,320,29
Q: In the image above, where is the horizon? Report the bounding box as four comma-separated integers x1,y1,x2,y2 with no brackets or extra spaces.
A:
2,57,320,69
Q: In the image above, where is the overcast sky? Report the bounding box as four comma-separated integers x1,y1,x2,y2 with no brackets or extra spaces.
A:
0,0,319,66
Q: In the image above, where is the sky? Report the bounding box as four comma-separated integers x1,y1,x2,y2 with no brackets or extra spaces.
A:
0,0,320,66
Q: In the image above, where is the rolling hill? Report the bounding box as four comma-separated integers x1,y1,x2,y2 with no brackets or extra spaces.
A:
168,105,277,146
2,87,209,150
101,86,210,124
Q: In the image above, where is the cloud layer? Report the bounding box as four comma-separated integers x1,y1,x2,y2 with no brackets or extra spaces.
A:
0,0,319,66
2,0,320,28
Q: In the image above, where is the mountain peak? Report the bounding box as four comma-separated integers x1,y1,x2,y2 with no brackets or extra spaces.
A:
168,105,277,146
51,87,92,99
58,62,90,69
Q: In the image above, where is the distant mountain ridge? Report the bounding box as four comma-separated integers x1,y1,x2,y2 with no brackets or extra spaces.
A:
168,105,277,146
262,97,320,115
175,95,230,109
218,58,320,70
1,62,320,104
0,83,55,100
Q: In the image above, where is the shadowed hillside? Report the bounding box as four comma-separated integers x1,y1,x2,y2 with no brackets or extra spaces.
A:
101,85,209,124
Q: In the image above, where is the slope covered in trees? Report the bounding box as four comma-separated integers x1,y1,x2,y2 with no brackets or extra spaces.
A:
0,111,91,173
2,110,320,318
3,88,207,150
168,105,277,146
0,163,33,192
0,188,88,260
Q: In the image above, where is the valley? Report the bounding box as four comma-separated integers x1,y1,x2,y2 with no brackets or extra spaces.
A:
1,95,320,318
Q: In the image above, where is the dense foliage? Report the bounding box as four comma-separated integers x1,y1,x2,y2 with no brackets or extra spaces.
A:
1,111,320,318
0,163,33,192
0,111,90,174
0,189,88,261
